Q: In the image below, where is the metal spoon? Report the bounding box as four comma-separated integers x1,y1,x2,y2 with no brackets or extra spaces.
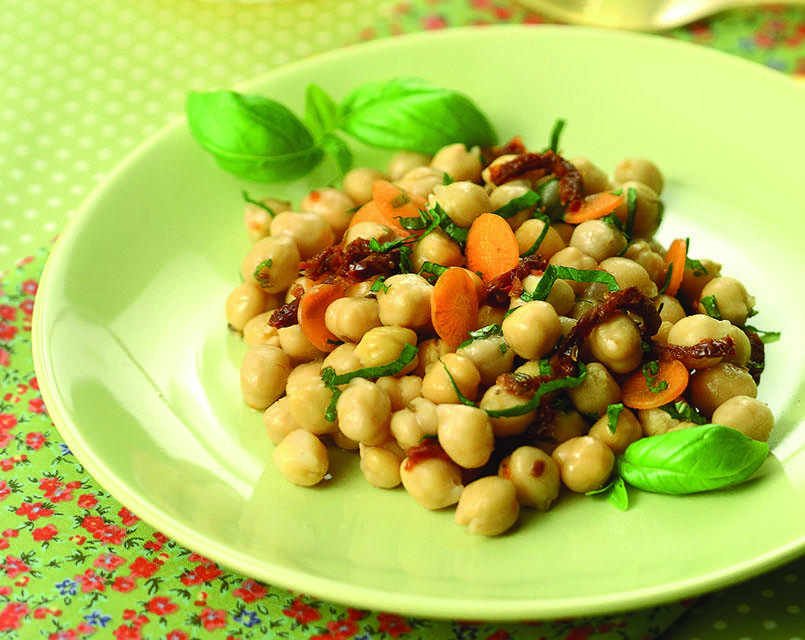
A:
519,0,804,32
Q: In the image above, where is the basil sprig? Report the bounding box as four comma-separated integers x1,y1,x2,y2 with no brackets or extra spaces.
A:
187,78,496,183
617,424,768,495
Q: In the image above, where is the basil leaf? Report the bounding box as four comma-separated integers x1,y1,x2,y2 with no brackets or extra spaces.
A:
442,362,479,407
700,295,722,320
339,77,496,154
484,363,588,418
618,424,769,495
320,133,353,178
418,261,449,278
520,214,551,258
458,324,503,349
304,84,339,139
744,325,781,344
323,342,419,388
370,277,389,294
493,190,540,220
586,475,629,511
660,400,707,425
606,403,624,435
529,265,619,302
186,90,323,182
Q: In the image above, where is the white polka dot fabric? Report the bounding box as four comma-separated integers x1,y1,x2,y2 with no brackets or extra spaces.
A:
0,0,390,262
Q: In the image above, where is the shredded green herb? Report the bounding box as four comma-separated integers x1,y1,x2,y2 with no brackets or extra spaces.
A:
660,400,707,425
684,239,708,276
241,190,277,218
548,118,566,153
520,214,551,258
744,325,781,344
368,236,414,273
538,358,552,376
418,261,449,278
528,265,619,302
441,362,479,407
484,363,588,418
442,172,454,185
458,324,503,349
699,295,722,320
641,361,669,394
253,258,273,285
606,403,625,435
493,190,540,220
370,277,389,294
623,186,637,240
397,202,468,246
658,264,673,295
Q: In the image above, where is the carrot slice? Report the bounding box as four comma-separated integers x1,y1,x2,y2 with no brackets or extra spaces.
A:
347,200,388,230
621,359,690,410
372,179,427,237
563,192,624,224
465,213,520,283
663,238,687,298
431,267,480,348
297,282,346,352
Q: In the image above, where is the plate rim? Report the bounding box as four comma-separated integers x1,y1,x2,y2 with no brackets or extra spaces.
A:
31,24,805,621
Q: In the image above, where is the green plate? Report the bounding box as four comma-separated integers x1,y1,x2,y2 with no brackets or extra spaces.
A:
32,26,805,620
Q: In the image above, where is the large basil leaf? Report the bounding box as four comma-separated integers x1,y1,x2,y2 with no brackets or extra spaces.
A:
186,90,323,182
618,424,769,495
339,77,497,153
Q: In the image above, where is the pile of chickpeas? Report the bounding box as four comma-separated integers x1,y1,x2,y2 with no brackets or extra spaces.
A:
225,142,774,536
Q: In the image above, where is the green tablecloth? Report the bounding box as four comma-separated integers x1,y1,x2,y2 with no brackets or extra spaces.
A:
2,1,804,638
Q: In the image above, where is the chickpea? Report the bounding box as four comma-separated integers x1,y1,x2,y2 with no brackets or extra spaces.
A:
322,343,363,376
431,181,491,228
422,353,481,404
333,431,360,451
324,296,382,344
519,274,575,316
243,196,292,242
387,150,431,181
712,395,774,442
481,154,518,187
612,181,661,238
241,235,300,294
490,183,537,230
353,326,418,373
288,376,339,436
499,446,560,511
243,311,281,347
430,143,483,183
551,221,575,245
514,217,565,260
273,429,329,487
539,410,589,455
455,477,519,536
456,335,514,387
679,258,721,302
549,247,598,293
336,378,392,445
399,455,463,510
501,300,561,360
285,360,323,396
225,283,267,331
342,221,396,247
570,157,613,194
277,324,327,363
570,220,627,262
666,314,730,369
299,187,355,240
409,397,439,436
436,404,494,468
411,228,464,272
724,323,751,367
263,397,300,445
344,280,375,298
698,277,756,326
284,276,312,303
567,362,621,417
360,444,402,489
558,316,577,337
269,211,335,260
689,362,757,417
390,408,426,451
638,407,680,436
414,338,455,377
624,240,665,286
375,375,423,411
552,435,615,493
479,385,535,438
614,157,664,194
343,166,386,205
588,312,643,374
654,294,686,324
477,304,507,329
598,257,658,298
654,320,673,345
396,166,445,199
240,344,291,410
588,407,642,455
376,274,433,330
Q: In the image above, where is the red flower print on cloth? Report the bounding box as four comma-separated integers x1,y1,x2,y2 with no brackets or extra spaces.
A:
129,556,158,579
0,480,10,501
113,624,142,640
165,631,188,640
283,597,322,624
0,349,9,367
377,612,412,638
77,494,98,509
81,515,104,532
232,578,266,603
111,576,137,593
19,298,34,316
92,524,127,545
15,501,54,521
48,631,78,640
25,432,46,450
145,596,178,616
74,569,105,593
0,323,17,341
199,607,227,631
27,397,46,414
0,305,16,321
117,507,139,526
32,524,58,541
93,553,126,572
312,618,359,640
0,413,15,430
21,279,38,295
0,602,28,631
179,564,221,585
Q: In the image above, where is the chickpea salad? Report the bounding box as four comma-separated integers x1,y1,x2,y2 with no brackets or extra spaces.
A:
195,80,779,536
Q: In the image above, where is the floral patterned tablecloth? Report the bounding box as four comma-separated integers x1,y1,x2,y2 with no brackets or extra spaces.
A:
2,1,805,639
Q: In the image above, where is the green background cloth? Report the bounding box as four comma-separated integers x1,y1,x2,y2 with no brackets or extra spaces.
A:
2,1,804,638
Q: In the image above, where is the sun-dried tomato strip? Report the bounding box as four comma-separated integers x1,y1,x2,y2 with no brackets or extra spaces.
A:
268,284,305,329
403,438,451,471
556,286,662,373
301,237,403,283
743,329,765,384
487,150,584,210
659,336,736,361
482,254,547,308
497,372,554,398
483,136,526,164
